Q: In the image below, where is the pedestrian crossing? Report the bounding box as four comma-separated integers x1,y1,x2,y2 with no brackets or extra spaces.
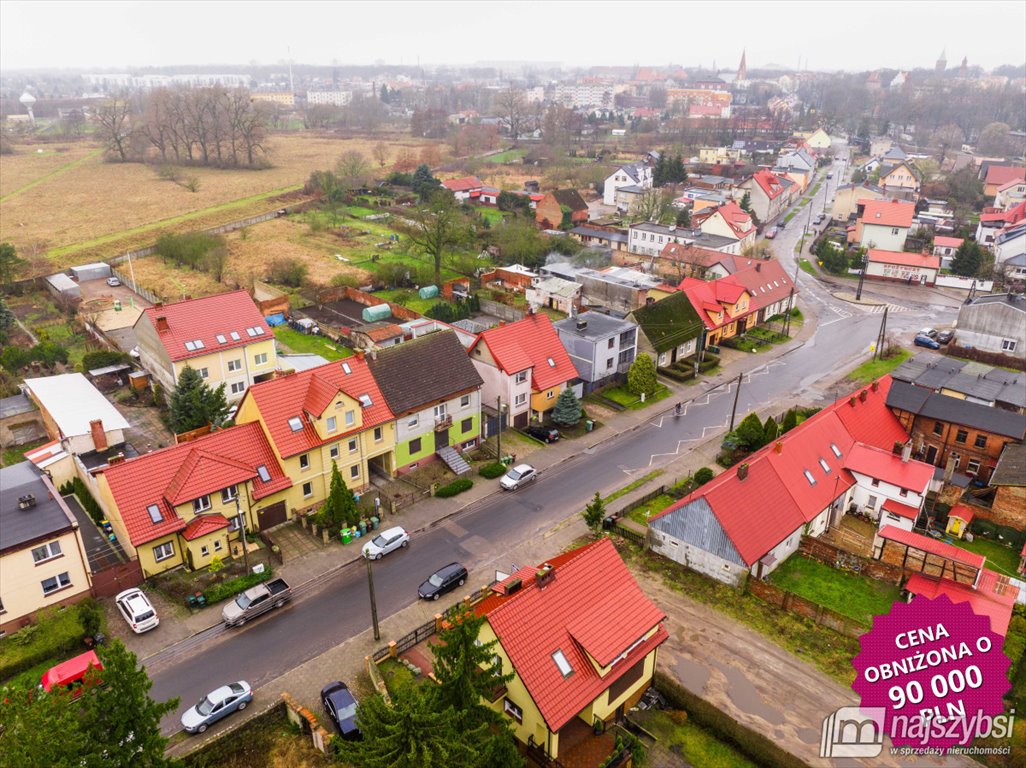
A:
861,302,912,314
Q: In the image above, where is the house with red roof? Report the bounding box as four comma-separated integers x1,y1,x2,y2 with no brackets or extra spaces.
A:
95,422,292,577
657,242,739,281
134,290,277,403
931,236,964,261
234,353,396,515
994,177,1026,211
474,539,667,763
648,376,933,585
975,201,1026,248
983,165,1026,197
694,202,757,252
864,249,940,286
738,169,791,223
904,569,1016,637
468,313,578,428
854,199,916,251
440,176,484,202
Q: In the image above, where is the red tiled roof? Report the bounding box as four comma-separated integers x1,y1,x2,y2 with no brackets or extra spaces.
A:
980,201,1026,225
469,313,578,392
844,443,934,491
481,539,667,732
653,376,909,566
905,570,1016,636
138,290,270,363
441,176,483,192
878,526,985,569
997,177,1026,193
933,236,963,249
859,199,915,228
678,260,793,331
751,169,785,200
867,249,940,270
240,356,394,459
182,514,230,541
882,498,921,520
949,504,975,523
660,242,732,268
985,165,1026,187
708,202,756,239
100,422,291,547
727,259,795,313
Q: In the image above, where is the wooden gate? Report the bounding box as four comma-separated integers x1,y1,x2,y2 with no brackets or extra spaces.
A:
257,501,288,531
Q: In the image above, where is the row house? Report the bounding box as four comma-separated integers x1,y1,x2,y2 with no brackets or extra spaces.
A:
886,380,1026,483
649,377,931,585
553,312,638,394
469,313,578,428
891,351,1025,414
655,243,740,281
627,291,704,370
134,290,277,403
976,202,1026,249
627,221,737,258
569,224,628,252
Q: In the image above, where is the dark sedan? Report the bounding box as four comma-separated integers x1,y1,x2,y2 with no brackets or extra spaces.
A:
914,334,941,350
418,562,468,601
525,425,560,443
321,681,360,740
937,329,955,345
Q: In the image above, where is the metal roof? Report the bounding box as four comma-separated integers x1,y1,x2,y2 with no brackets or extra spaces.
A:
650,497,746,566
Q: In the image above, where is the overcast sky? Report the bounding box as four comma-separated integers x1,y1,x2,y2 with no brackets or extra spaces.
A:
2,1,1024,74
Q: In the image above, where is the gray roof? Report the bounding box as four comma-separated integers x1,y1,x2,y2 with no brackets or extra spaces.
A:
553,312,637,341
616,184,647,194
886,380,1026,439
967,293,1026,312
278,353,330,373
650,497,746,566
990,442,1026,486
0,393,36,420
1004,252,1026,266
570,226,628,244
0,462,76,554
891,352,1026,409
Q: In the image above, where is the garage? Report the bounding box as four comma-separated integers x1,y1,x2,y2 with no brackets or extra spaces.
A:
257,501,288,531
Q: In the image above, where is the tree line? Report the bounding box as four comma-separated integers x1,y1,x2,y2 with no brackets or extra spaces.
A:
95,86,271,167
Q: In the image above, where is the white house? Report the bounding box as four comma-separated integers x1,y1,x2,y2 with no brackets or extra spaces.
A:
856,199,915,251
603,163,652,206
23,373,130,458
844,444,932,533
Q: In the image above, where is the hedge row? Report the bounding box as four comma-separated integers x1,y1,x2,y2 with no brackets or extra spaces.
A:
202,568,273,605
59,477,105,525
658,366,696,383
435,477,473,498
478,462,507,479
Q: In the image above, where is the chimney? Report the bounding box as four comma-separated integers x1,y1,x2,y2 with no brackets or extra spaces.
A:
892,441,904,456
737,462,749,480
848,396,856,407
354,349,365,361
859,390,868,402
89,419,108,452
901,443,912,463
755,263,762,272
871,380,879,391
155,315,169,332
535,563,556,588
108,452,126,466
774,441,783,454
154,301,163,309
576,319,588,331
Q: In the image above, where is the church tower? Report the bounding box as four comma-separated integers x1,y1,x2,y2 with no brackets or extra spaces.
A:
935,48,947,73
737,49,748,83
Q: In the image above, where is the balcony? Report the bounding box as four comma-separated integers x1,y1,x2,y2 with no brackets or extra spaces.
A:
433,415,453,432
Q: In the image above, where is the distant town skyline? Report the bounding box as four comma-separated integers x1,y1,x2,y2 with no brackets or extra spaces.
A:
1,0,1024,74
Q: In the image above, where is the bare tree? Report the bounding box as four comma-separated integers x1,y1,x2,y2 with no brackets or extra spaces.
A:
335,151,373,199
496,83,527,145
395,194,472,285
94,96,134,161
976,122,1012,156
931,124,965,164
372,142,389,168
630,189,675,224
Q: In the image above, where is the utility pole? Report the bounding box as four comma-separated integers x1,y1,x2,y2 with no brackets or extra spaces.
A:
855,250,868,301
874,306,888,360
728,372,743,433
234,498,250,574
783,257,801,337
495,395,502,461
366,557,380,641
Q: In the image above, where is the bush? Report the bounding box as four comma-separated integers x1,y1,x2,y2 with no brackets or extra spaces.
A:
81,350,131,370
435,478,473,498
478,463,507,479
699,355,720,372
202,568,273,605
694,467,714,485
77,599,104,638
0,606,87,682
71,477,104,524
658,366,696,382
267,257,308,288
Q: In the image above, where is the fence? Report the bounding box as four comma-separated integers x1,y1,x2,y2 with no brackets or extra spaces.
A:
798,536,904,584
934,275,994,291
746,579,866,638
257,530,284,566
393,618,438,655
478,297,525,322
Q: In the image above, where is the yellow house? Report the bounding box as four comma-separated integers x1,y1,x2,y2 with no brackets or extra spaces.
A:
796,127,831,149
95,422,293,577
134,290,278,404
1,464,94,635
473,539,667,763
234,352,397,514
879,161,921,195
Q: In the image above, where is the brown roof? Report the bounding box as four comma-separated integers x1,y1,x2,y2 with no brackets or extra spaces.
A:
660,242,734,268
550,189,588,212
368,330,483,416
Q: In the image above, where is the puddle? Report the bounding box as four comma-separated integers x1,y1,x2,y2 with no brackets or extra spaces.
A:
712,660,785,725
673,656,710,693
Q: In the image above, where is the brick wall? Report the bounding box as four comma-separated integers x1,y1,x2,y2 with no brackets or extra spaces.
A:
984,488,1026,529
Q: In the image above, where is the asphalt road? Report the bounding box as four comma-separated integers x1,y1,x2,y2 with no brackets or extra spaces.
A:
149,141,959,735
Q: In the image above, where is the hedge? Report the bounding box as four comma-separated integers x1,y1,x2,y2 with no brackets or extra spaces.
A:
658,367,696,383
699,355,720,371
0,604,90,683
202,568,273,605
60,477,105,524
81,350,131,371
478,462,507,479
435,477,473,498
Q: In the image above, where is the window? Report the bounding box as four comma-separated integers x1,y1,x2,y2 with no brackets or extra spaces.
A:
288,416,303,432
1001,339,1017,352
966,459,981,474
547,390,555,399
374,427,383,442
254,352,268,365
867,495,878,509
803,470,816,486
359,394,373,407
221,486,237,504
658,352,669,366
197,367,209,379
348,439,358,453
350,465,360,480
830,443,842,458
216,334,227,344
932,421,944,436
460,394,471,408
410,437,422,454
330,444,340,460
302,482,313,498
341,362,352,375
41,572,71,595
503,698,523,723
552,649,573,678
31,541,62,564
608,337,616,349
227,359,241,372
230,381,246,396
227,516,241,533
299,454,310,470
256,465,271,482
606,357,614,370
974,434,987,449
462,418,473,433
153,542,175,562
514,393,526,406
950,453,961,469
871,478,880,487
193,495,211,513
345,410,355,427
147,504,163,523
434,403,447,419
515,371,528,384
955,429,968,443
818,458,831,473
201,545,209,557
407,415,419,428
230,331,241,341
326,416,337,433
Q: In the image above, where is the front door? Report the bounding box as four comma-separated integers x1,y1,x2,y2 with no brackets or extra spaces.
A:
434,430,449,451
925,445,938,464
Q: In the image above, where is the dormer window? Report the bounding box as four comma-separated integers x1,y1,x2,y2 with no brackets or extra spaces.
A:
359,394,373,407
147,504,163,524
288,416,303,432
552,650,573,678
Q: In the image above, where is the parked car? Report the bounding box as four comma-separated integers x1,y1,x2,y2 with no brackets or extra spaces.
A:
826,172,834,179
917,327,939,339
321,681,360,740
222,577,292,627
814,214,825,225
937,329,956,345
914,334,941,350
500,464,537,491
764,226,779,239
525,425,560,443
362,526,410,560
115,588,159,634
106,276,121,287
181,681,253,734
418,562,468,600
40,651,104,696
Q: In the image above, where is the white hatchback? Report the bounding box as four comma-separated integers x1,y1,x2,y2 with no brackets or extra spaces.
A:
362,526,410,560
115,588,159,634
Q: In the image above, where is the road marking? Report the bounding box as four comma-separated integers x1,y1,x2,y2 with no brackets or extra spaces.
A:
861,302,911,314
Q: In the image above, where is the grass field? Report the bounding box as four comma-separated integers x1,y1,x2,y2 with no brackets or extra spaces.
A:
0,132,444,268
485,148,527,164
274,326,353,360
370,288,439,315
598,384,672,410
847,348,910,384
950,536,1021,578
770,554,900,626
635,710,758,768
476,207,507,226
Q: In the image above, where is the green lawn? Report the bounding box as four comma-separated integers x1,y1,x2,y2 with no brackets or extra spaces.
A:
599,384,672,410
635,710,758,768
625,494,675,526
950,536,1021,578
343,205,378,218
798,257,817,276
783,210,798,223
2,438,49,468
770,554,900,626
371,288,439,315
476,207,507,226
604,470,664,505
486,148,527,164
847,348,910,384
273,326,353,360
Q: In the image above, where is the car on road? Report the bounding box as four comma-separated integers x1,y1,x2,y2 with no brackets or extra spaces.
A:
106,276,121,287
320,681,360,740
814,214,825,225
525,425,560,443
362,526,410,560
181,681,252,734
826,172,833,179
418,562,468,600
764,226,779,239
115,588,159,634
914,334,941,350
937,329,956,345
500,463,537,491
917,327,939,339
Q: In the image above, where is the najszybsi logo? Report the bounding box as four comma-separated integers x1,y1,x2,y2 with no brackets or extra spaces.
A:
821,706,886,757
